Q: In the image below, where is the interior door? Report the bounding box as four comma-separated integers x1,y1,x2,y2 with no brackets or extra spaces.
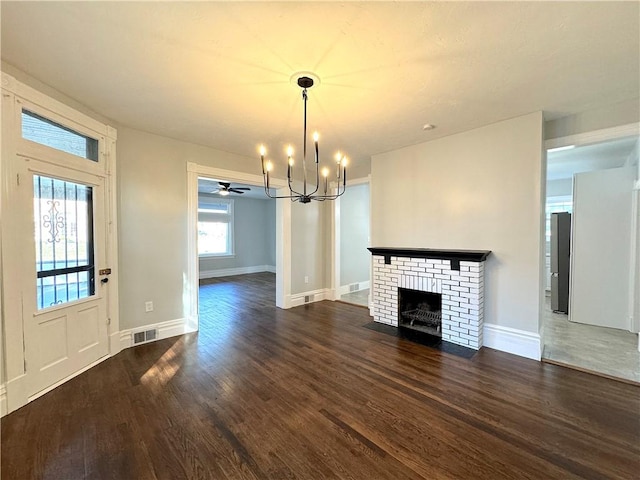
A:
570,166,635,330
22,159,109,397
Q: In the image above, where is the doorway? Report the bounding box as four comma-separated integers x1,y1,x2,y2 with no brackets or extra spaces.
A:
196,176,277,327
542,132,640,382
334,179,371,307
186,164,289,333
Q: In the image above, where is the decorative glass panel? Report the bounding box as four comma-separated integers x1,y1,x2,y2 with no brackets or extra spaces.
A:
22,109,99,162
34,175,95,309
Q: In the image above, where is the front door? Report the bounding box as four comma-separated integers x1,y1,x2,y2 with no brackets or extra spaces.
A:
2,97,114,401
22,161,109,397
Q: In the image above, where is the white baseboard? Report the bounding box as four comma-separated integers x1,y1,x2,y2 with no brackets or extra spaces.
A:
119,317,193,350
199,265,276,279
483,323,541,361
325,288,337,301
109,331,122,356
186,314,199,332
3,374,27,416
336,280,371,297
287,288,332,308
0,384,7,417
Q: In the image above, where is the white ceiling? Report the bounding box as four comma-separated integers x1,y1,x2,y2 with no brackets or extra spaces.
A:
547,136,639,181
2,2,638,171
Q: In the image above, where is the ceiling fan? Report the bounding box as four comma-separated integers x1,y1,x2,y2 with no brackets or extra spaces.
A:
212,182,250,196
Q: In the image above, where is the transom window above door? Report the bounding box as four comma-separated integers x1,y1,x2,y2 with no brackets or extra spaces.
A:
22,109,99,162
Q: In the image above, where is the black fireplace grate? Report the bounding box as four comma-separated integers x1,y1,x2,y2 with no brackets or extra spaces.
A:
401,308,441,329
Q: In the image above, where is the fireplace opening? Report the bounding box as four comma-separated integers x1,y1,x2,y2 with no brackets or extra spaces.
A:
398,288,442,337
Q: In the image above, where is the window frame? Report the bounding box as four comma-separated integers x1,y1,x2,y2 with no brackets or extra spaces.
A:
33,174,96,310
22,109,100,162
197,197,235,258
16,98,107,177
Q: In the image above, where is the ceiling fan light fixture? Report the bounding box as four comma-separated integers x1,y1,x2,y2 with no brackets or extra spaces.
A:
214,181,250,196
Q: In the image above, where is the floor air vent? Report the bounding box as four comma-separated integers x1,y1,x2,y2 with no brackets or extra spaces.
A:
304,294,313,303
133,329,158,345
350,283,359,292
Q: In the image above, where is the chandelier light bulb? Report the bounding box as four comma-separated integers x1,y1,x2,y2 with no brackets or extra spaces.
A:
258,74,347,203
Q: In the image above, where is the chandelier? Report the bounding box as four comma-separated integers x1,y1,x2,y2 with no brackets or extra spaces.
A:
259,75,347,203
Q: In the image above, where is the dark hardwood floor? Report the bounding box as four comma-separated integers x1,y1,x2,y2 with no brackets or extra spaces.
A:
2,272,639,479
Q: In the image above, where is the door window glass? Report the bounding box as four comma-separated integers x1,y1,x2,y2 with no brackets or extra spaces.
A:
33,175,95,309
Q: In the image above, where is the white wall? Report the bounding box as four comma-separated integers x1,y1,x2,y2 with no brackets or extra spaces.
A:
266,198,277,267
117,127,262,329
545,98,640,140
199,196,276,276
290,199,328,294
117,127,320,329
546,178,573,198
1,61,113,126
371,112,545,335
340,183,370,287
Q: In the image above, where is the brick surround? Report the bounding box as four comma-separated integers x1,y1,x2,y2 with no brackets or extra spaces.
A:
370,249,489,350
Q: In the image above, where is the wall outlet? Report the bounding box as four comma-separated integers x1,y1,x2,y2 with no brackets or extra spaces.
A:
304,276,309,284
145,301,154,313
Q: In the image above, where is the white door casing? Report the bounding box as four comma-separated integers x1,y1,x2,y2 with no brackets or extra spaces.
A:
185,163,289,327
543,122,640,343
1,73,118,413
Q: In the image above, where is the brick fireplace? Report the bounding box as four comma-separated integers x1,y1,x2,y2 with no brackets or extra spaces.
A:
368,248,491,350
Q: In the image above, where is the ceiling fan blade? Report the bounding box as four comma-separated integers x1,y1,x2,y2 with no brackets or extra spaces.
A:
210,189,221,194
233,187,251,191
228,189,245,194
219,182,231,189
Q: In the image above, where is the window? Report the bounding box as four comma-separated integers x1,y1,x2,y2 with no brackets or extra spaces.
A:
33,175,95,309
22,109,99,161
198,197,234,256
